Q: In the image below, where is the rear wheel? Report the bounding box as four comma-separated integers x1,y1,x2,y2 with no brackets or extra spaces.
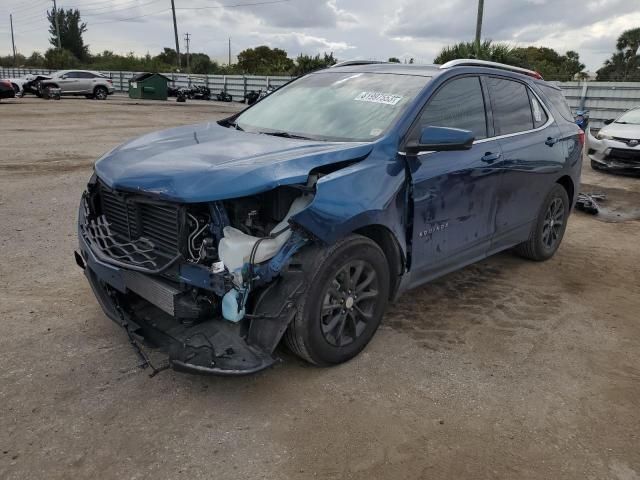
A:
285,235,390,366
94,86,108,100
514,184,569,261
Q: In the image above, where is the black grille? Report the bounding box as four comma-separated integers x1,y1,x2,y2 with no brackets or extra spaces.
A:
98,184,181,255
608,148,640,165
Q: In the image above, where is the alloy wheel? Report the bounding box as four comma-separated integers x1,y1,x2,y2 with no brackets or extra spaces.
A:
320,260,379,347
542,197,565,249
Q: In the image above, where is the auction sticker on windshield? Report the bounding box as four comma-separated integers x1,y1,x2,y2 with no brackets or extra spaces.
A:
354,91,403,106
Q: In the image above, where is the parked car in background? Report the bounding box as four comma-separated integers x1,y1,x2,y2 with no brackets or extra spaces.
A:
0,79,16,100
76,59,582,376
588,107,640,174
39,70,115,99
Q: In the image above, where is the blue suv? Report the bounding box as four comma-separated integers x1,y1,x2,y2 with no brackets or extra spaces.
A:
76,59,582,375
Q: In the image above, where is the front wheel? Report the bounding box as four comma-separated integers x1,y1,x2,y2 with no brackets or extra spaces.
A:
514,184,569,261
285,235,390,366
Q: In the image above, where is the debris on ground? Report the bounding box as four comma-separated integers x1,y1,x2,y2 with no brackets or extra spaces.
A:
575,192,606,215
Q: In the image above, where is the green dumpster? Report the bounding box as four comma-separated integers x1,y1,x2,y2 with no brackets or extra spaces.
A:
128,72,169,100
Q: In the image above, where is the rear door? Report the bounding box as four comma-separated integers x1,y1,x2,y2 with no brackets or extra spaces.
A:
484,76,566,251
76,72,98,93
405,75,503,285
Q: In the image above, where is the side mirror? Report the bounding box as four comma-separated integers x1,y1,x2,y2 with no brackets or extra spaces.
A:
604,118,614,125
405,126,475,155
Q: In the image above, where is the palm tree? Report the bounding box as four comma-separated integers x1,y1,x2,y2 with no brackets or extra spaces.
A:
597,28,640,81
434,40,518,65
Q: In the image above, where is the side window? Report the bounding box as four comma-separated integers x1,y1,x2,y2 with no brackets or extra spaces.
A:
416,76,487,140
529,93,548,128
79,72,97,78
486,77,534,135
64,72,78,78
539,85,573,121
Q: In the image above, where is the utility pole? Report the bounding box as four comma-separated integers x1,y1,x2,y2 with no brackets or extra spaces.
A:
228,37,231,66
184,32,190,74
170,0,181,69
474,0,484,58
52,0,62,49
10,14,16,65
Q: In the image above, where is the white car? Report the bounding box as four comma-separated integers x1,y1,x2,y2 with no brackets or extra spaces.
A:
3,74,37,96
588,107,640,174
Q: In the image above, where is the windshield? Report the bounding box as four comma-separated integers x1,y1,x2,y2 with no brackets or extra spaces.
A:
616,109,640,125
234,72,430,142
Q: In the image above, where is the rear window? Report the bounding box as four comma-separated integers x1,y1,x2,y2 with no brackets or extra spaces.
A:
486,77,534,135
539,85,573,121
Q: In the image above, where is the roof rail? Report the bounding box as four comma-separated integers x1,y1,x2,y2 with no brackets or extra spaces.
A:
331,60,390,68
439,59,543,79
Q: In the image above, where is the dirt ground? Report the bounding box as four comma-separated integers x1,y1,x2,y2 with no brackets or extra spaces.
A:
1,96,639,480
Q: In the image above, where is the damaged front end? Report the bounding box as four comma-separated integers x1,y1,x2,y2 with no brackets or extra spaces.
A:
76,175,318,375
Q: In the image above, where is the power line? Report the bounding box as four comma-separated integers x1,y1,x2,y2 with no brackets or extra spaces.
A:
5,0,50,15
175,0,291,11
74,0,162,16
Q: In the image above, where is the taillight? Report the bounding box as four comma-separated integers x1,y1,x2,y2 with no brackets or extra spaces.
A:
578,130,585,146
107,79,113,84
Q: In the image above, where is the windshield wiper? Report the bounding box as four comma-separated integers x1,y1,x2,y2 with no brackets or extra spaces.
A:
258,130,312,140
222,119,244,131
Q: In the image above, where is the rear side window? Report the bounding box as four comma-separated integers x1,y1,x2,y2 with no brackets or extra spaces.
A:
417,76,487,139
486,77,534,135
539,85,573,121
529,94,548,128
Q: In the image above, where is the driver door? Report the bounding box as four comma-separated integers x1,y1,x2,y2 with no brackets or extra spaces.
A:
404,75,503,286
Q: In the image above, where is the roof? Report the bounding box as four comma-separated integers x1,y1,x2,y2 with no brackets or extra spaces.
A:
324,62,441,77
328,59,547,81
129,72,171,82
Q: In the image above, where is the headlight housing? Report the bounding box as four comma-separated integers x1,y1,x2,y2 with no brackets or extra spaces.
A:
596,131,614,140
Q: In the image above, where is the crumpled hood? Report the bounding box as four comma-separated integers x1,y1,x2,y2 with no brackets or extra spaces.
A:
94,122,374,202
599,122,640,140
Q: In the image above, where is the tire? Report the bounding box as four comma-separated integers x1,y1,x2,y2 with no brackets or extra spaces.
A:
284,235,390,366
94,86,108,100
514,183,569,261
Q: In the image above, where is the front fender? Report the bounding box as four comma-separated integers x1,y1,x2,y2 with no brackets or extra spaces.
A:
292,152,408,258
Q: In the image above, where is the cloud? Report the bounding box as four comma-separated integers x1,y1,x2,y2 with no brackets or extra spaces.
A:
248,31,355,54
2,0,637,70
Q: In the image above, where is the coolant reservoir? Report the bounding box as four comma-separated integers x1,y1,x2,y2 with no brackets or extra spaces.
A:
219,195,312,273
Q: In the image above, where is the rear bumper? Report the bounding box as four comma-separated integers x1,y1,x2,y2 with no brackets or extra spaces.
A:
75,231,277,376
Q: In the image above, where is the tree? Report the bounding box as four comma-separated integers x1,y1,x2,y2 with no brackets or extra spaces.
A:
292,52,337,75
511,47,585,80
597,27,640,81
434,40,517,64
236,45,294,75
47,8,88,61
188,53,219,74
388,57,401,63
44,48,79,69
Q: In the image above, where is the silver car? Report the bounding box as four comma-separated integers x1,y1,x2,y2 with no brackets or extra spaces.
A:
39,70,115,100
588,107,640,174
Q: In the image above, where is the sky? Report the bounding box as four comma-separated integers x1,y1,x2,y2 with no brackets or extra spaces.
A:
1,0,638,71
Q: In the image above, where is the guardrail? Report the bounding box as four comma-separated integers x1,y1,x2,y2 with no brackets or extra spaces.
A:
0,67,292,102
2,67,640,126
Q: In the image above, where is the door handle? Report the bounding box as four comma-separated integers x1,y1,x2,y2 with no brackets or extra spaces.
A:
481,152,502,164
545,137,558,146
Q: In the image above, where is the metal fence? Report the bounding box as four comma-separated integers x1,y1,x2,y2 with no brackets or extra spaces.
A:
0,67,293,102
2,67,640,125
556,81,640,129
